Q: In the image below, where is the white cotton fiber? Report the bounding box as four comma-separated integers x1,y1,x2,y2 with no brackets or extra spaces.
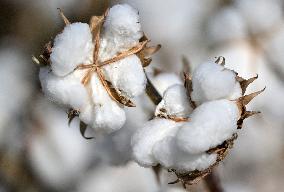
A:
153,136,217,172
104,4,143,49
51,22,93,76
177,99,240,154
131,118,182,167
90,74,126,133
151,73,183,95
208,7,247,43
155,84,193,118
39,67,89,110
102,55,146,97
191,61,241,105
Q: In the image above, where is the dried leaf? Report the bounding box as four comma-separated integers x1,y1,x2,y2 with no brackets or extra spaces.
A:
32,56,40,65
99,40,149,67
140,44,161,57
97,67,135,107
184,73,196,109
67,109,80,126
237,110,260,129
237,74,259,95
80,121,94,140
145,72,162,105
182,55,191,74
89,16,104,42
215,56,225,66
238,87,266,106
57,8,70,25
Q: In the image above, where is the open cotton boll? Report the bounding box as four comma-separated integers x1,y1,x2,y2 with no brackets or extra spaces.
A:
104,4,143,48
90,74,126,133
131,118,182,167
103,55,146,97
153,136,217,172
235,0,283,34
155,84,193,118
207,7,247,43
191,61,241,105
177,99,240,154
39,67,88,110
150,73,183,95
51,22,93,76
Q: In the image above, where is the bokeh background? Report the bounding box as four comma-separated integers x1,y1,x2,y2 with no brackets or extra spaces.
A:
0,0,284,191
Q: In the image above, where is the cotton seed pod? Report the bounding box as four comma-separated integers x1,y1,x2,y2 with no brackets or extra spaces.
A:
191,61,242,105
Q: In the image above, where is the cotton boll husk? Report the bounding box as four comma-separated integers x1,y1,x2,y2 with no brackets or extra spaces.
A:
28,98,93,189
77,162,159,192
177,99,240,154
150,72,183,95
103,4,143,51
235,0,283,34
50,22,93,76
155,84,193,118
131,118,182,167
102,55,146,97
90,74,126,133
207,7,247,44
153,136,217,173
39,67,89,110
191,61,241,104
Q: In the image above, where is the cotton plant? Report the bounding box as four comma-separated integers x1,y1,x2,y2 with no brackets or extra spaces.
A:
131,57,264,188
36,4,160,137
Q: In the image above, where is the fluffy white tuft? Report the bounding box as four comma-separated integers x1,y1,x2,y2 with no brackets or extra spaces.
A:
131,118,182,167
151,73,183,95
176,99,240,154
155,84,193,118
90,74,126,133
50,22,93,76
191,61,241,105
153,136,217,172
39,67,89,110
103,4,143,50
102,55,146,97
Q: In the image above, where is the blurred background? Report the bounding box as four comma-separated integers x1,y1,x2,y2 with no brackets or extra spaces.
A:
0,0,284,191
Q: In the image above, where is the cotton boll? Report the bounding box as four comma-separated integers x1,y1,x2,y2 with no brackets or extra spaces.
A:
131,118,182,167
90,74,126,133
235,0,283,34
153,136,217,172
28,98,93,188
191,61,241,104
51,22,93,76
104,4,143,49
155,84,193,118
39,67,89,110
177,100,240,154
77,162,159,192
150,73,183,95
207,7,247,44
103,55,146,97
